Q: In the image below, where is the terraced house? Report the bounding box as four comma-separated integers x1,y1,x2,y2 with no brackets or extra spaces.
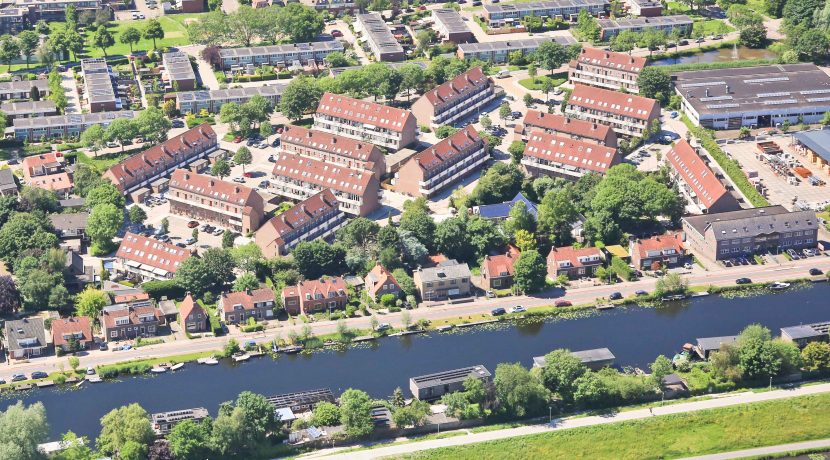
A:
597,15,693,40
101,301,164,341
313,92,418,151
411,67,499,128
522,131,620,180
168,169,264,234
432,8,474,44
0,79,48,101
175,85,285,114
279,125,386,179
355,12,405,62
565,84,660,137
219,288,277,324
255,189,347,258
13,0,99,22
666,140,740,214
568,47,646,93
281,277,349,315
217,42,345,70
457,37,574,63
482,0,609,27
162,52,197,91
12,111,135,142
81,58,121,113
115,232,192,280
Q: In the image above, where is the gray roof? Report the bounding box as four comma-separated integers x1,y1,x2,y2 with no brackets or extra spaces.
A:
0,100,57,116
674,64,830,117
49,212,89,231
410,365,491,389
683,206,817,241
571,347,615,363
0,169,16,193
3,318,46,352
0,79,48,95
218,41,344,59
81,58,117,106
433,8,472,35
330,61,427,76
59,197,86,208
175,85,286,103
417,259,471,282
13,111,136,130
162,52,196,83
781,325,822,341
696,335,738,351
357,12,404,55
794,130,830,163
597,15,693,31
485,0,608,15
459,36,575,55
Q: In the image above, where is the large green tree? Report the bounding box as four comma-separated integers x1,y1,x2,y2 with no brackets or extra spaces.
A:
0,401,49,460
87,203,124,251
279,76,323,121
92,27,115,58
17,31,40,69
119,27,142,54
143,19,165,49
637,67,671,101
512,249,547,293
338,388,374,438
493,362,548,417
471,163,525,205
168,419,212,460
75,287,110,322
97,404,154,458
175,248,236,296
292,240,346,279
540,349,587,403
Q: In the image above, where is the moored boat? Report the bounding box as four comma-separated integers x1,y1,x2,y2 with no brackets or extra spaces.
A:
150,366,168,374
770,282,791,291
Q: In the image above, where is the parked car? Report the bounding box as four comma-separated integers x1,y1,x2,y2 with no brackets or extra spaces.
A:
98,342,107,351
375,323,391,331
243,172,254,178
331,29,343,37
187,220,199,228
491,307,506,316
809,268,823,276
259,180,270,188
176,242,187,248
185,237,197,245
233,136,243,143
509,305,526,313
485,290,495,298
679,39,689,46
511,111,522,119
267,155,277,163
635,290,648,296
232,177,245,183
735,277,752,285
609,292,623,300
106,142,119,148
554,300,572,307
271,138,281,147
86,367,96,375
212,228,225,236
11,374,27,382
31,371,48,379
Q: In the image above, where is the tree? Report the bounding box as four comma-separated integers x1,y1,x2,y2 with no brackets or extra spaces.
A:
573,371,611,408
17,31,39,69
493,362,548,417
311,402,340,427
233,272,260,292
54,431,95,460
120,27,142,54
19,187,59,213
86,183,125,208
513,249,547,293
523,92,534,108
97,403,154,457
235,391,280,438
128,206,147,226
575,9,599,41
210,406,247,456
135,107,172,143
211,157,231,179
222,229,236,248
802,341,830,372
0,212,58,266
144,19,165,49
93,27,115,58
233,147,253,173
0,275,22,315
64,30,85,62
540,349,587,403
782,0,822,27
503,200,535,237
0,401,49,460
637,67,671,101
75,287,109,322
275,3,325,42
471,163,524,205
400,198,436,250
399,63,425,101
339,388,374,438
292,240,346,279
610,30,638,53
792,28,830,62
88,203,124,251
0,35,20,71
105,118,137,152
175,248,236,296
80,124,106,158
479,114,492,129
499,102,511,127
534,40,568,74
392,400,431,428
279,76,323,121
654,273,688,296
650,355,674,389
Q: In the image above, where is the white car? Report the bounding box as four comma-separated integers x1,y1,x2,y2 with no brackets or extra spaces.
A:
232,177,245,183
510,306,526,314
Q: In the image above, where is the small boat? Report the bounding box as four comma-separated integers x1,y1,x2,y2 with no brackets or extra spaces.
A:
150,366,168,374
86,375,102,383
770,282,791,291
596,303,615,310
75,380,85,388
277,346,303,354
661,294,688,302
436,325,454,332
170,363,184,371
232,353,251,362
198,357,219,365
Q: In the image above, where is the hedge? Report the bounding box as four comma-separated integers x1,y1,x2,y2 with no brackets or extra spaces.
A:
142,279,186,300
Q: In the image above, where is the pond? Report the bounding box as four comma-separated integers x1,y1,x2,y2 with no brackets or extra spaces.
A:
651,45,779,66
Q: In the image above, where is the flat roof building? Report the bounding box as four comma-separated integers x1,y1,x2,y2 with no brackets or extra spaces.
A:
0,7,29,35
152,408,210,436
0,100,57,120
161,52,196,91
411,66,499,128
565,84,660,137
175,85,285,114
532,348,615,369
81,58,121,113
266,389,336,413
793,130,830,177
522,130,620,180
597,15,692,40
483,0,609,27
355,13,405,62
666,139,740,214
0,79,49,100
694,335,737,360
624,0,663,16
409,365,492,400
432,8,474,44
217,41,345,70
568,47,646,93
780,322,829,348
11,110,136,142
457,36,576,63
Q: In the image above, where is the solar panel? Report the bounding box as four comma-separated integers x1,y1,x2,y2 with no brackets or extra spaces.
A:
681,81,726,88
807,97,830,102
744,77,789,84
800,89,830,95
762,99,797,105
757,92,791,98
705,103,739,109
700,95,733,102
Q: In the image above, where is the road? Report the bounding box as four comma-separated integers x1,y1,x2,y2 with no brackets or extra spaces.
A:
300,383,830,460
683,438,830,460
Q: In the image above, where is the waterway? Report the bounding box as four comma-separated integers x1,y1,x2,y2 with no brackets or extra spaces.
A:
651,46,779,66
3,283,829,440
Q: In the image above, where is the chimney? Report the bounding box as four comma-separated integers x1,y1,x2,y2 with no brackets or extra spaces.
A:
725,84,730,94
604,52,609,59
565,118,570,124
209,179,215,187
592,123,597,130
245,288,252,295
234,186,240,193
184,173,190,180
307,131,312,138
332,137,336,144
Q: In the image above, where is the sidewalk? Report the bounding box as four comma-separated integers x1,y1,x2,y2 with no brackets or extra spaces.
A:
683,438,830,460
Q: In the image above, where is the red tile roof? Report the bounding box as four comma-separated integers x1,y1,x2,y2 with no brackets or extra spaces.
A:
113,292,150,303
422,67,492,106
220,288,275,313
29,172,72,191
520,111,612,144
525,131,619,174
547,246,604,269
410,125,483,172
573,47,646,74
569,84,659,121
271,152,374,194
258,189,338,246
169,169,258,207
666,140,728,210
316,92,414,134
101,304,161,330
116,232,191,275
282,276,347,300
483,247,520,278
365,264,400,297
22,152,63,174
633,234,684,259
51,316,93,347
281,125,379,162
179,294,205,321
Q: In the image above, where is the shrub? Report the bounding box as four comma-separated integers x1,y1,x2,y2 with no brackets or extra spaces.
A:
142,279,185,300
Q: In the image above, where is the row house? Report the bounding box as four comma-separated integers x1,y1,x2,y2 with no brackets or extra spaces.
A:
666,140,740,214
355,13,405,62
413,259,472,301
565,84,660,137
300,0,357,12
271,152,379,217
22,152,73,195
281,277,348,315
0,8,29,35
13,0,100,21
597,15,693,40
175,85,285,114
0,79,48,101
81,58,121,113
3,318,46,359
568,47,646,93
432,8,474,44
458,38,558,63
522,131,620,180
279,125,386,179
517,111,618,148
162,52,197,91
364,263,402,301
481,246,520,290
115,232,192,280
395,126,488,198
104,124,218,197
218,41,344,70
11,111,136,142
219,288,277,324
101,300,165,342
547,245,605,279
482,0,609,27
179,294,208,333
51,316,94,352
255,189,347,258
682,206,818,262
168,169,265,234
411,67,499,128
313,92,419,151
630,233,685,270
0,100,57,120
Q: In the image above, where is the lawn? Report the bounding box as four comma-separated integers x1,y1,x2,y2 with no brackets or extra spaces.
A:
76,151,131,171
693,19,735,36
400,392,830,459
518,73,568,91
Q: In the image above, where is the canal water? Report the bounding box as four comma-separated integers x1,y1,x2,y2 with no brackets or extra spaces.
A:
4,283,829,440
651,46,779,66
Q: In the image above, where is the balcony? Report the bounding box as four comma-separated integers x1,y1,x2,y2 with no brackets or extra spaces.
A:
418,148,489,196
432,90,500,126
521,157,588,179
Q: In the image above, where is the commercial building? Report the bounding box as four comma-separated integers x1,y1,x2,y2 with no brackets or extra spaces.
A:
217,41,345,70
394,126,487,198
279,125,386,179
0,79,48,100
473,192,538,221
0,100,57,120
409,365,492,400
51,317,94,352
457,36,575,63
364,264,402,300
3,318,46,359
666,140,740,214
481,246,520,290
411,67,499,128
674,64,830,130
413,259,472,301
101,301,164,341
13,0,99,21
281,277,349,315
682,206,818,262
81,58,121,113
270,152,379,216
151,408,210,436
432,8,474,43
793,130,830,176
624,0,663,16
175,85,285,114
11,111,136,142
313,92,418,151
568,47,646,93
22,152,73,195
104,124,218,197
546,245,605,279
630,233,685,270
115,232,192,280
780,322,829,348
522,131,620,180
161,52,197,91
168,169,265,234
355,13,405,62
179,294,208,333
482,0,609,27
255,189,347,258
597,15,692,40
218,288,277,324
565,84,660,137
516,111,618,147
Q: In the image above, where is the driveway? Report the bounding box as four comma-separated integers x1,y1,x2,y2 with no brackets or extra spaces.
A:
178,44,221,91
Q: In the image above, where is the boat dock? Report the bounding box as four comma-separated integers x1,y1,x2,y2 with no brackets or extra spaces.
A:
596,303,615,310
456,319,498,328
36,380,54,388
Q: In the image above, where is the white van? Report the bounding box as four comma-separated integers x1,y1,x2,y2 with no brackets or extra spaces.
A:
496,70,510,78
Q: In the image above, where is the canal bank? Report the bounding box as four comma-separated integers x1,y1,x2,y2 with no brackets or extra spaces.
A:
2,284,829,441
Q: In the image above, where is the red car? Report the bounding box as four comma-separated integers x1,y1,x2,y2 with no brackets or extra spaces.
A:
276,127,284,134
554,300,572,307
331,30,343,37
243,172,254,178
233,136,242,143
418,5,426,9
187,221,199,228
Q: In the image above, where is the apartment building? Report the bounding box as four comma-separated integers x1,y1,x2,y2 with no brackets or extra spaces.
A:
411,67,499,128
522,131,620,180
395,125,488,198
682,206,818,262
101,301,164,341
666,140,740,214
483,0,609,27
300,0,357,12
568,47,646,93
22,152,73,195
218,42,345,70
0,100,57,120
168,169,264,234
271,152,379,216
281,277,349,315
413,259,472,301
255,189,347,258
565,84,660,137
517,110,618,147
115,232,192,280
175,85,285,114
313,92,418,151
355,13,405,62
597,15,693,40
0,8,30,35
13,0,100,21
104,124,218,196
0,79,48,101
630,233,685,270
218,288,277,324
546,245,605,279
12,111,136,141
279,125,386,179
162,52,196,91
457,37,575,63
432,8,474,43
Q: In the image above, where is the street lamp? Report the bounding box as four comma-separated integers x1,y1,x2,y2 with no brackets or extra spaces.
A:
548,406,552,424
